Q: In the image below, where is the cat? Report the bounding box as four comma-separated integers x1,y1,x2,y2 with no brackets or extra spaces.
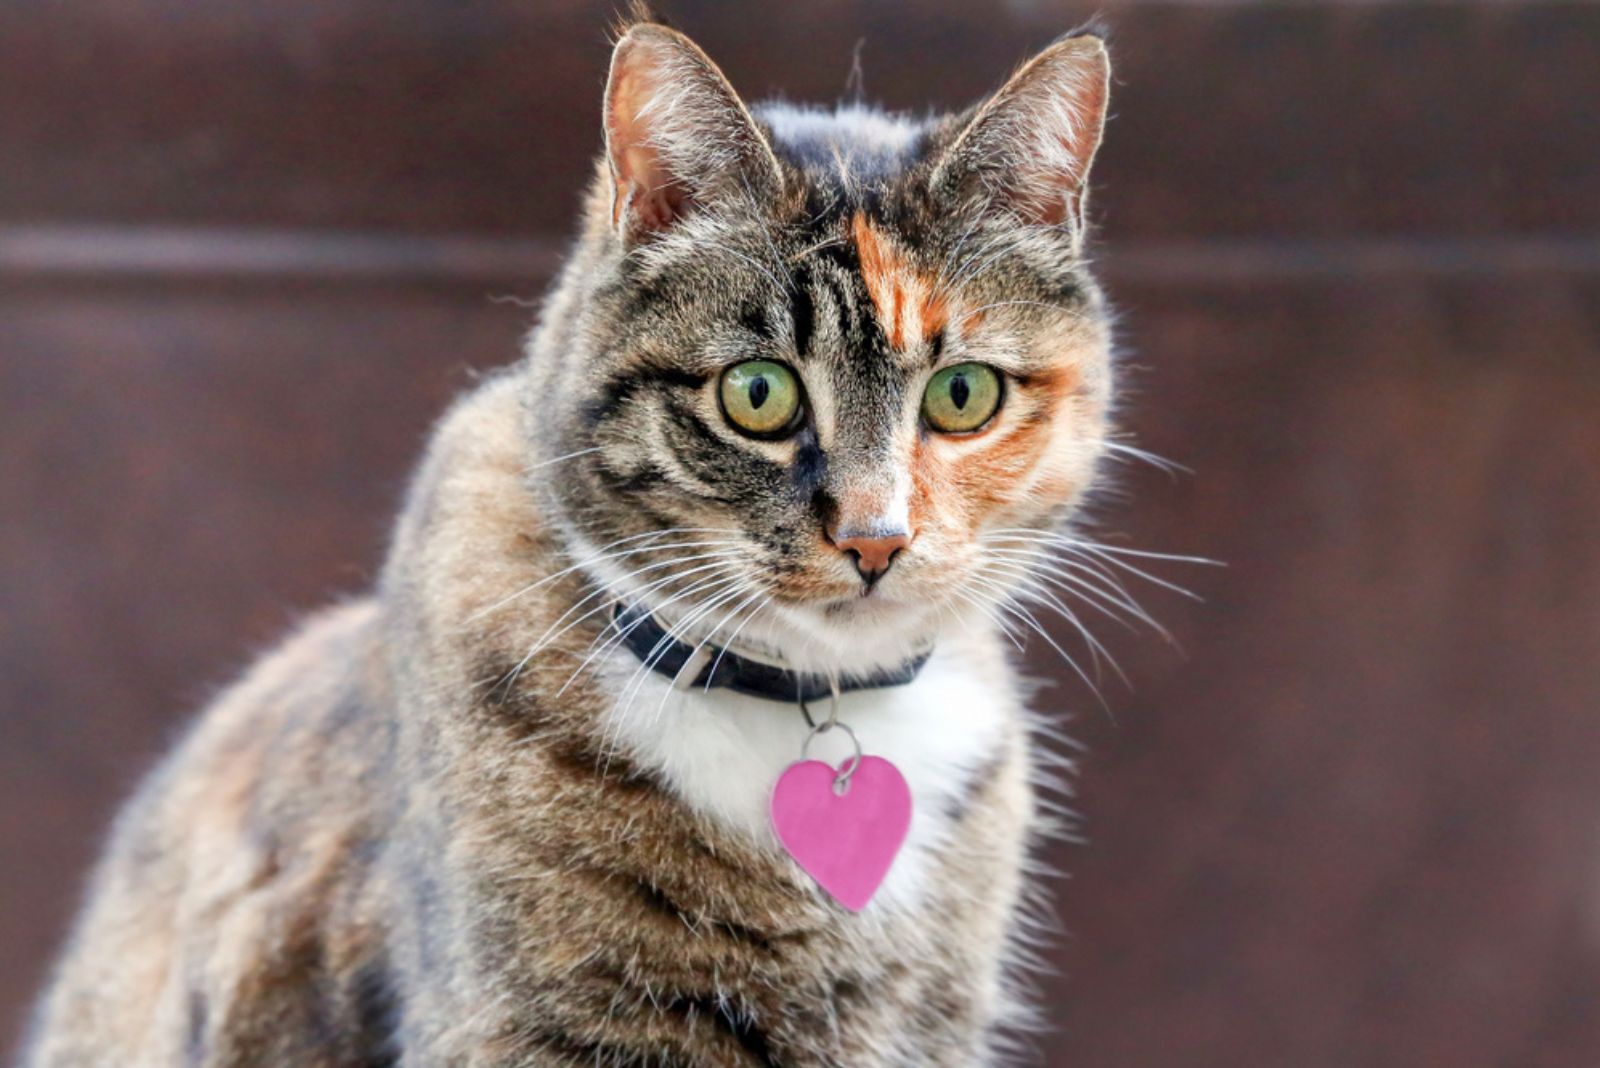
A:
20,14,1118,1067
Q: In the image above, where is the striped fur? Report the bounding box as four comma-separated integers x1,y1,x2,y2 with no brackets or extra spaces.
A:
21,18,1116,1068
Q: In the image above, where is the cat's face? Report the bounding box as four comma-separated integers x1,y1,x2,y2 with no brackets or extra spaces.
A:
530,25,1113,675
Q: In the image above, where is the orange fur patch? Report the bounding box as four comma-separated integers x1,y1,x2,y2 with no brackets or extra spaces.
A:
1027,362,1082,403
909,388,1067,538
852,214,947,350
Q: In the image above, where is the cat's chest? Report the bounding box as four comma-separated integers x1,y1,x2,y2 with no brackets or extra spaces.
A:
595,644,1018,913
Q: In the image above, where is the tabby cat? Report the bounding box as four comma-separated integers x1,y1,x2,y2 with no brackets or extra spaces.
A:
22,15,1120,1067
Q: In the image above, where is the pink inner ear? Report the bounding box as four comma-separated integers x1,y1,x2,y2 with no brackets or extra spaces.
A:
609,108,686,230
622,167,691,233
604,38,707,236
606,48,677,233
602,27,783,240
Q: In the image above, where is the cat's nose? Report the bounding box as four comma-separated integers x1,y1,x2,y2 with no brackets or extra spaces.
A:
829,528,911,585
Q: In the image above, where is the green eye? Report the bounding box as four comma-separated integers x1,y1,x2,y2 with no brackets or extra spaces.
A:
719,360,803,438
923,363,1002,434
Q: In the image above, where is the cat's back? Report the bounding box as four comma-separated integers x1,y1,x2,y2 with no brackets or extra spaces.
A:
21,599,398,1067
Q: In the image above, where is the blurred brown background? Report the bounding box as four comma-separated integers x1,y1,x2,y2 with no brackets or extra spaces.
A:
3,1,1598,1064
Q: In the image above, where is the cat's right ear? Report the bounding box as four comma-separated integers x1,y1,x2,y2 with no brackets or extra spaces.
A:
603,24,783,242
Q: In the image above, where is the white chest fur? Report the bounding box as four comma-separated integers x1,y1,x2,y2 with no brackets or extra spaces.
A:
594,637,1015,913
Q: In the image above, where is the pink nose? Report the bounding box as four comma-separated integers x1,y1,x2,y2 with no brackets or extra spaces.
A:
830,529,911,583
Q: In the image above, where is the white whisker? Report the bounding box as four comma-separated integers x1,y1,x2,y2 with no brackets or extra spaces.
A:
650,584,767,721
527,445,604,472
495,554,745,699
979,559,1131,688
1104,440,1192,477
463,527,740,624
699,591,774,693
554,569,747,701
983,545,1165,637
959,299,1067,318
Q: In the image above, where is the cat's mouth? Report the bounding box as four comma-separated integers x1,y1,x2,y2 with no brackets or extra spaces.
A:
852,578,884,599
821,585,913,618
792,576,896,609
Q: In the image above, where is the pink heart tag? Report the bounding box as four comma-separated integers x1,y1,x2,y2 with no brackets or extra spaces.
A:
769,755,913,912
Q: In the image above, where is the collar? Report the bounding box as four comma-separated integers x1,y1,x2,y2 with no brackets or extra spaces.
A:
611,601,932,703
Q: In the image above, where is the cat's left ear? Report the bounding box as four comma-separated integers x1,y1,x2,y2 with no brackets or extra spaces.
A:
931,32,1111,247
603,23,784,241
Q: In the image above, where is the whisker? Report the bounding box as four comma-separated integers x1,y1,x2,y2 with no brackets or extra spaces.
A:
497,554,745,699
983,545,1166,637
527,445,604,472
463,527,741,624
651,584,768,720
980,588,1110,714
935,213,987,290
787,234,846,262
958,299,1067,318
1104,440,1192,477
978,559,1131,688
536,552,744,658
700,591,774,693
987,535,1212,605
609,576,751,731
1060,542,1209,602
944,230,1032,291
695,236,789,296
555,570,746,701
1069,539,1221,568
970,523,1221,702
946,584,1028,651
990,527,1221,569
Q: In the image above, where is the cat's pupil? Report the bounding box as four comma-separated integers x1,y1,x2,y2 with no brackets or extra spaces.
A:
949,374,970,410
749,376,770,410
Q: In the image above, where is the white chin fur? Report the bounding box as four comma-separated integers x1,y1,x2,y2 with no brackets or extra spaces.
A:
727,598,942,677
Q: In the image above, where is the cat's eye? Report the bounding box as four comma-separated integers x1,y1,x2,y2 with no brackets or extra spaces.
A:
923,363,1003,434
719,360,803,438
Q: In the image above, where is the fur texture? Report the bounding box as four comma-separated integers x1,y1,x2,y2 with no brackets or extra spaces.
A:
21,18,1117,1067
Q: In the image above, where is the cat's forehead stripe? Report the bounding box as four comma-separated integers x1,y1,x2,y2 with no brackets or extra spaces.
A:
850,213,947,353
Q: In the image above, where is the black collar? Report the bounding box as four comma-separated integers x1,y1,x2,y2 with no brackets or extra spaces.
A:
611,602,931,703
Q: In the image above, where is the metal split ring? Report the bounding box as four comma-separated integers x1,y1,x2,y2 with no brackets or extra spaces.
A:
800,719,864,795
796,674,843,731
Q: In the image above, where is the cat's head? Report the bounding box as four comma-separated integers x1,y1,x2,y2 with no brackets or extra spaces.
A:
526,20,1115,677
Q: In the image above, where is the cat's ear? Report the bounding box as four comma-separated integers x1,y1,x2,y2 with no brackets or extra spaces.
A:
932,32,1111,245
603,23,783,241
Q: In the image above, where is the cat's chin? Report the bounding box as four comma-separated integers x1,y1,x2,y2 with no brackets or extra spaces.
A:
737,593,946,679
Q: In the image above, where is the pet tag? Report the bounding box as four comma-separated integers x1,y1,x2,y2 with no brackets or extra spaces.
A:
770,720,912,912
